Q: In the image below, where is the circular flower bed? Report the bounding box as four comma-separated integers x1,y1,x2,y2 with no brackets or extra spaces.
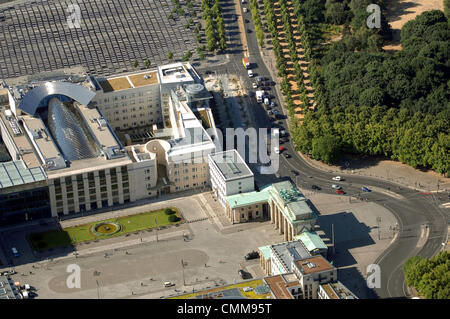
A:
91,222,122,237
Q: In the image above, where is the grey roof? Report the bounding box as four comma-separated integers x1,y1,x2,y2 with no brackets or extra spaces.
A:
271,240,311,272
0,160,46,190
209,150,253,181
18,82,95,116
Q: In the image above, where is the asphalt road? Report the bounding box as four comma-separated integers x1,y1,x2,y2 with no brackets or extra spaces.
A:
197,0,449,299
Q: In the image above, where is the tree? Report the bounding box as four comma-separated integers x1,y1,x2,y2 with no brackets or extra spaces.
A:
167,50,174,60
169,214,180,222
132,60,139,68
182,49,193,61
311,135,341,164
164,208,176,215
144,59,151,68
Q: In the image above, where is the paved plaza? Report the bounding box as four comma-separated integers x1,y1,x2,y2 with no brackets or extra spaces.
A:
0,188,398,299
0,0,199,78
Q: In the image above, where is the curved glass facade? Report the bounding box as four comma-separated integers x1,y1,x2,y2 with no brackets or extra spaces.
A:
47,98,99,161
18,82,96,116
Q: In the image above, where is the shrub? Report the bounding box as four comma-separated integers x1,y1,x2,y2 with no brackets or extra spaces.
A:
168,215,180,223
165,208,176,215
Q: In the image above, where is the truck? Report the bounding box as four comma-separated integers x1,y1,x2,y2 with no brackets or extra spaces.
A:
256,90,264,103
242,57,250,69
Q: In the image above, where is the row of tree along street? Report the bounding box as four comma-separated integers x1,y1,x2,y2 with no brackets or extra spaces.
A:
250,0,449,175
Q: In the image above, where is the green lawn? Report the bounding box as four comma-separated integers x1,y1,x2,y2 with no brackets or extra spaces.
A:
29,208,182,251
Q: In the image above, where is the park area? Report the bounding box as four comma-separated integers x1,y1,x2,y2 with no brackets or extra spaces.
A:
28,208,183,251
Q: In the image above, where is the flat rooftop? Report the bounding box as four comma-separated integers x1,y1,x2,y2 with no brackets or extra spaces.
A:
322,281,357,299
0,112,41,168
209,150,254,181
128,71,159,87
98,77,132,92
294,255,334,275
264,274,299,299
21,115,62,161
271,240,311,272
158,63,194,84
76,104,121,150
98,70,159,93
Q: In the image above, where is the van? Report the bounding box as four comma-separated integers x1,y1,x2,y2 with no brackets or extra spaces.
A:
11,247,19,257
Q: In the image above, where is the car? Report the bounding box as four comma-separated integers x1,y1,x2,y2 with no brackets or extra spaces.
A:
204,70,213,75
247,29,252,33
11,247,19,257
238,270,247,279
283,153,291,158
164,282,175,287
245,251,259,260
280,129,286,135
231,14,237,21
273,147,280,154
332,176,342,181
248,70,254,77
337,189,345,195
267,110,273,115
252,82,258,89
311,185,321,190
291,170,299,176
362,186,371,192
270,101,276,107
279,146,285,152
244,18,250,23
331,184,342,190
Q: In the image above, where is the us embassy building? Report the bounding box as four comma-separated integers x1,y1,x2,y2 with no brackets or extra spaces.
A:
0,63,220,225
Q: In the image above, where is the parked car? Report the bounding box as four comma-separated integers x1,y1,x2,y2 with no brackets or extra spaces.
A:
331,184,342,190
252,82,258,89
273,147,280,154
332,176,342,181
238,269,247,279
311,185,321,190
362,186,371,192
164,282,175,287
267,110,273,115
11,247,19,257
270,101,276,107
247,29,252,33
245,251,259,260
291,170,299,176
336,189,345,195
283,153,291,158
231,14,237,21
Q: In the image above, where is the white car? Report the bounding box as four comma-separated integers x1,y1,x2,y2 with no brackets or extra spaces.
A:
274,147,280,154
332,184,342,190
332,176,341,181
252,82,258,89
248,70,253,77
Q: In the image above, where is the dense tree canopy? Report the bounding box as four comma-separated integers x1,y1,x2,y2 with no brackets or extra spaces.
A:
295,5,450,174
403,252,450,299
